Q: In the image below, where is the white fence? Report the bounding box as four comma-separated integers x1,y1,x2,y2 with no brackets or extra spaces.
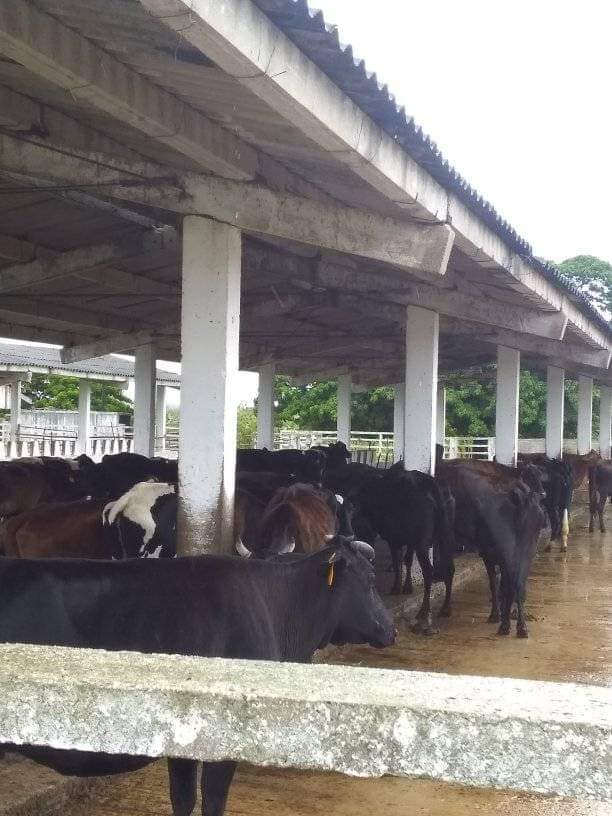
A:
0,436,134,461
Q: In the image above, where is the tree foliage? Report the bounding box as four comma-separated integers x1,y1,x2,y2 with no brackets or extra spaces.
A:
237,404,257,448
274,378,393,431
22,375,133,413
557,255,612,316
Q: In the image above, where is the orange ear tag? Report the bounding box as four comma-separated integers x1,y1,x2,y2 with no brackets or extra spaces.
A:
327,562,335,588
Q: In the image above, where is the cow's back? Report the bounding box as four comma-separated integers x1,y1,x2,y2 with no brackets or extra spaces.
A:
0,557,284,660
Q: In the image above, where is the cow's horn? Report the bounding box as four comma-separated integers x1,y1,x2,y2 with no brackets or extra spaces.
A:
351,539,375,561
235,537,252,558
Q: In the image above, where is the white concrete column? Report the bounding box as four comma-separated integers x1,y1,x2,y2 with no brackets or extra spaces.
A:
403,306,439,474
495,346,520,466
9,380,21,442
599,385,612,460
545,365,565,460
133,344,156,457
577,375,593,455
256,363,275,449
436,383,446,445
76,380,91,456
155,385,167,454
393,382,405,463
178,217,241,556
337,373,351,447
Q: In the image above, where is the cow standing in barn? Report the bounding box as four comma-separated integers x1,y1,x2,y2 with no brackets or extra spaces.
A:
439,460,546,637
0,539,395,816
588,460,612,532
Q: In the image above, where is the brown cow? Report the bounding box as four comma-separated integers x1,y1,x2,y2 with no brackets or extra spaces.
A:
0,499,115,559
439,460,546,637
563,451,601,490
588,460,612,533
0,455,95,518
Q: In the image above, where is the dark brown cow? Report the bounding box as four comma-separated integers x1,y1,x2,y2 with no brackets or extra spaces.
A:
588,460,612,532
0,455,95,519
0,499,114,559
439,460,546,637
563,451,601,490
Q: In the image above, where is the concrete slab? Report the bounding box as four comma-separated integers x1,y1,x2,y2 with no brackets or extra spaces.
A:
0,638,609,801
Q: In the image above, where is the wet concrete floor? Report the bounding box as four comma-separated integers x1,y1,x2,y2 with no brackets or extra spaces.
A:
62,509,611,816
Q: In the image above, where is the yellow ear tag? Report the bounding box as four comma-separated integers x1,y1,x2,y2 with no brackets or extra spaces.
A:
327,562,335,588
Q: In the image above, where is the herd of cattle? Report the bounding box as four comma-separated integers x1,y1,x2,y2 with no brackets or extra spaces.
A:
0,444,608,816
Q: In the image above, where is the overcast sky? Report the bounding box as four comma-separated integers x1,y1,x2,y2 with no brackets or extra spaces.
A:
315,0,612,264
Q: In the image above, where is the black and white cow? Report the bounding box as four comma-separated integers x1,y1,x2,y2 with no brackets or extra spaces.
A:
103,481,177,559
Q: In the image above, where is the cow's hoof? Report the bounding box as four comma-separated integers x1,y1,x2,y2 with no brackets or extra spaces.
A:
439,606,451,618
517,627,529,639
497,623,511,636
487,612,500,624
543,543,552,552
390,586,402,595
411,620,439,636
560,544,567,552
588,526,594,533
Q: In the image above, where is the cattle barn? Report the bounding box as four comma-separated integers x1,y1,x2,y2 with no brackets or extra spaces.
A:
0,0,610,810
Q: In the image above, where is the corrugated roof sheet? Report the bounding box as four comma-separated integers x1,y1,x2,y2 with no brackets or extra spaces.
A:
0,343,180,385
253,0,610,334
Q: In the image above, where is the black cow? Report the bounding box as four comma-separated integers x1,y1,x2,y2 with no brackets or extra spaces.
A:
588,460,612,532
518,454,573,550
310,441,351,469
92,453,178,500
0,539,395,816
440,462,546,637
236,448,325,485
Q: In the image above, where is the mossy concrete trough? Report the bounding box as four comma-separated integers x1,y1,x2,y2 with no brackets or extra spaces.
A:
0,644,609,801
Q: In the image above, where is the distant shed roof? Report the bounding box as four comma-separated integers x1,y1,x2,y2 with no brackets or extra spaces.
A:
0,343,180,386
255,0,610,334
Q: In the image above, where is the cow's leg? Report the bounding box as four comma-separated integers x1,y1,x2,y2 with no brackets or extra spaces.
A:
389,543,404,594
439,561,455,618
560,508,569,551
599,496,606,533
515,587,529,639
482,555,500,623
411,545,438,635
402,544,414,595
497,572,512,636
201,761,237,816
168,758,198,816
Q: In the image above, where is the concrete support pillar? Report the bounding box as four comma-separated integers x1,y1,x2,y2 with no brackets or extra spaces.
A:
76,380,91,456
436,383,446,446
495,346,520,466
403,306,439,474
9,380,21,442
178,217,241,556
133,344,156,457
337,373,351,447
577,376,593,455
257,363,275,449
545,365,565,460
393,382,405,463
155,385,167,454
599,385,612,460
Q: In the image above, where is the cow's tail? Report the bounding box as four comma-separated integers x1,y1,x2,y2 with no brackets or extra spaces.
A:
429,478,456,583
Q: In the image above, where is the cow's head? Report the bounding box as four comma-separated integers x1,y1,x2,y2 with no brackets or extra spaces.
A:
318,536,395,650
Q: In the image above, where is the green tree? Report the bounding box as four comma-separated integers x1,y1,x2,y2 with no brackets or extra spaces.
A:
22,374,133,413
557,255,612,315
237,404,257,448
274,378,394,431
